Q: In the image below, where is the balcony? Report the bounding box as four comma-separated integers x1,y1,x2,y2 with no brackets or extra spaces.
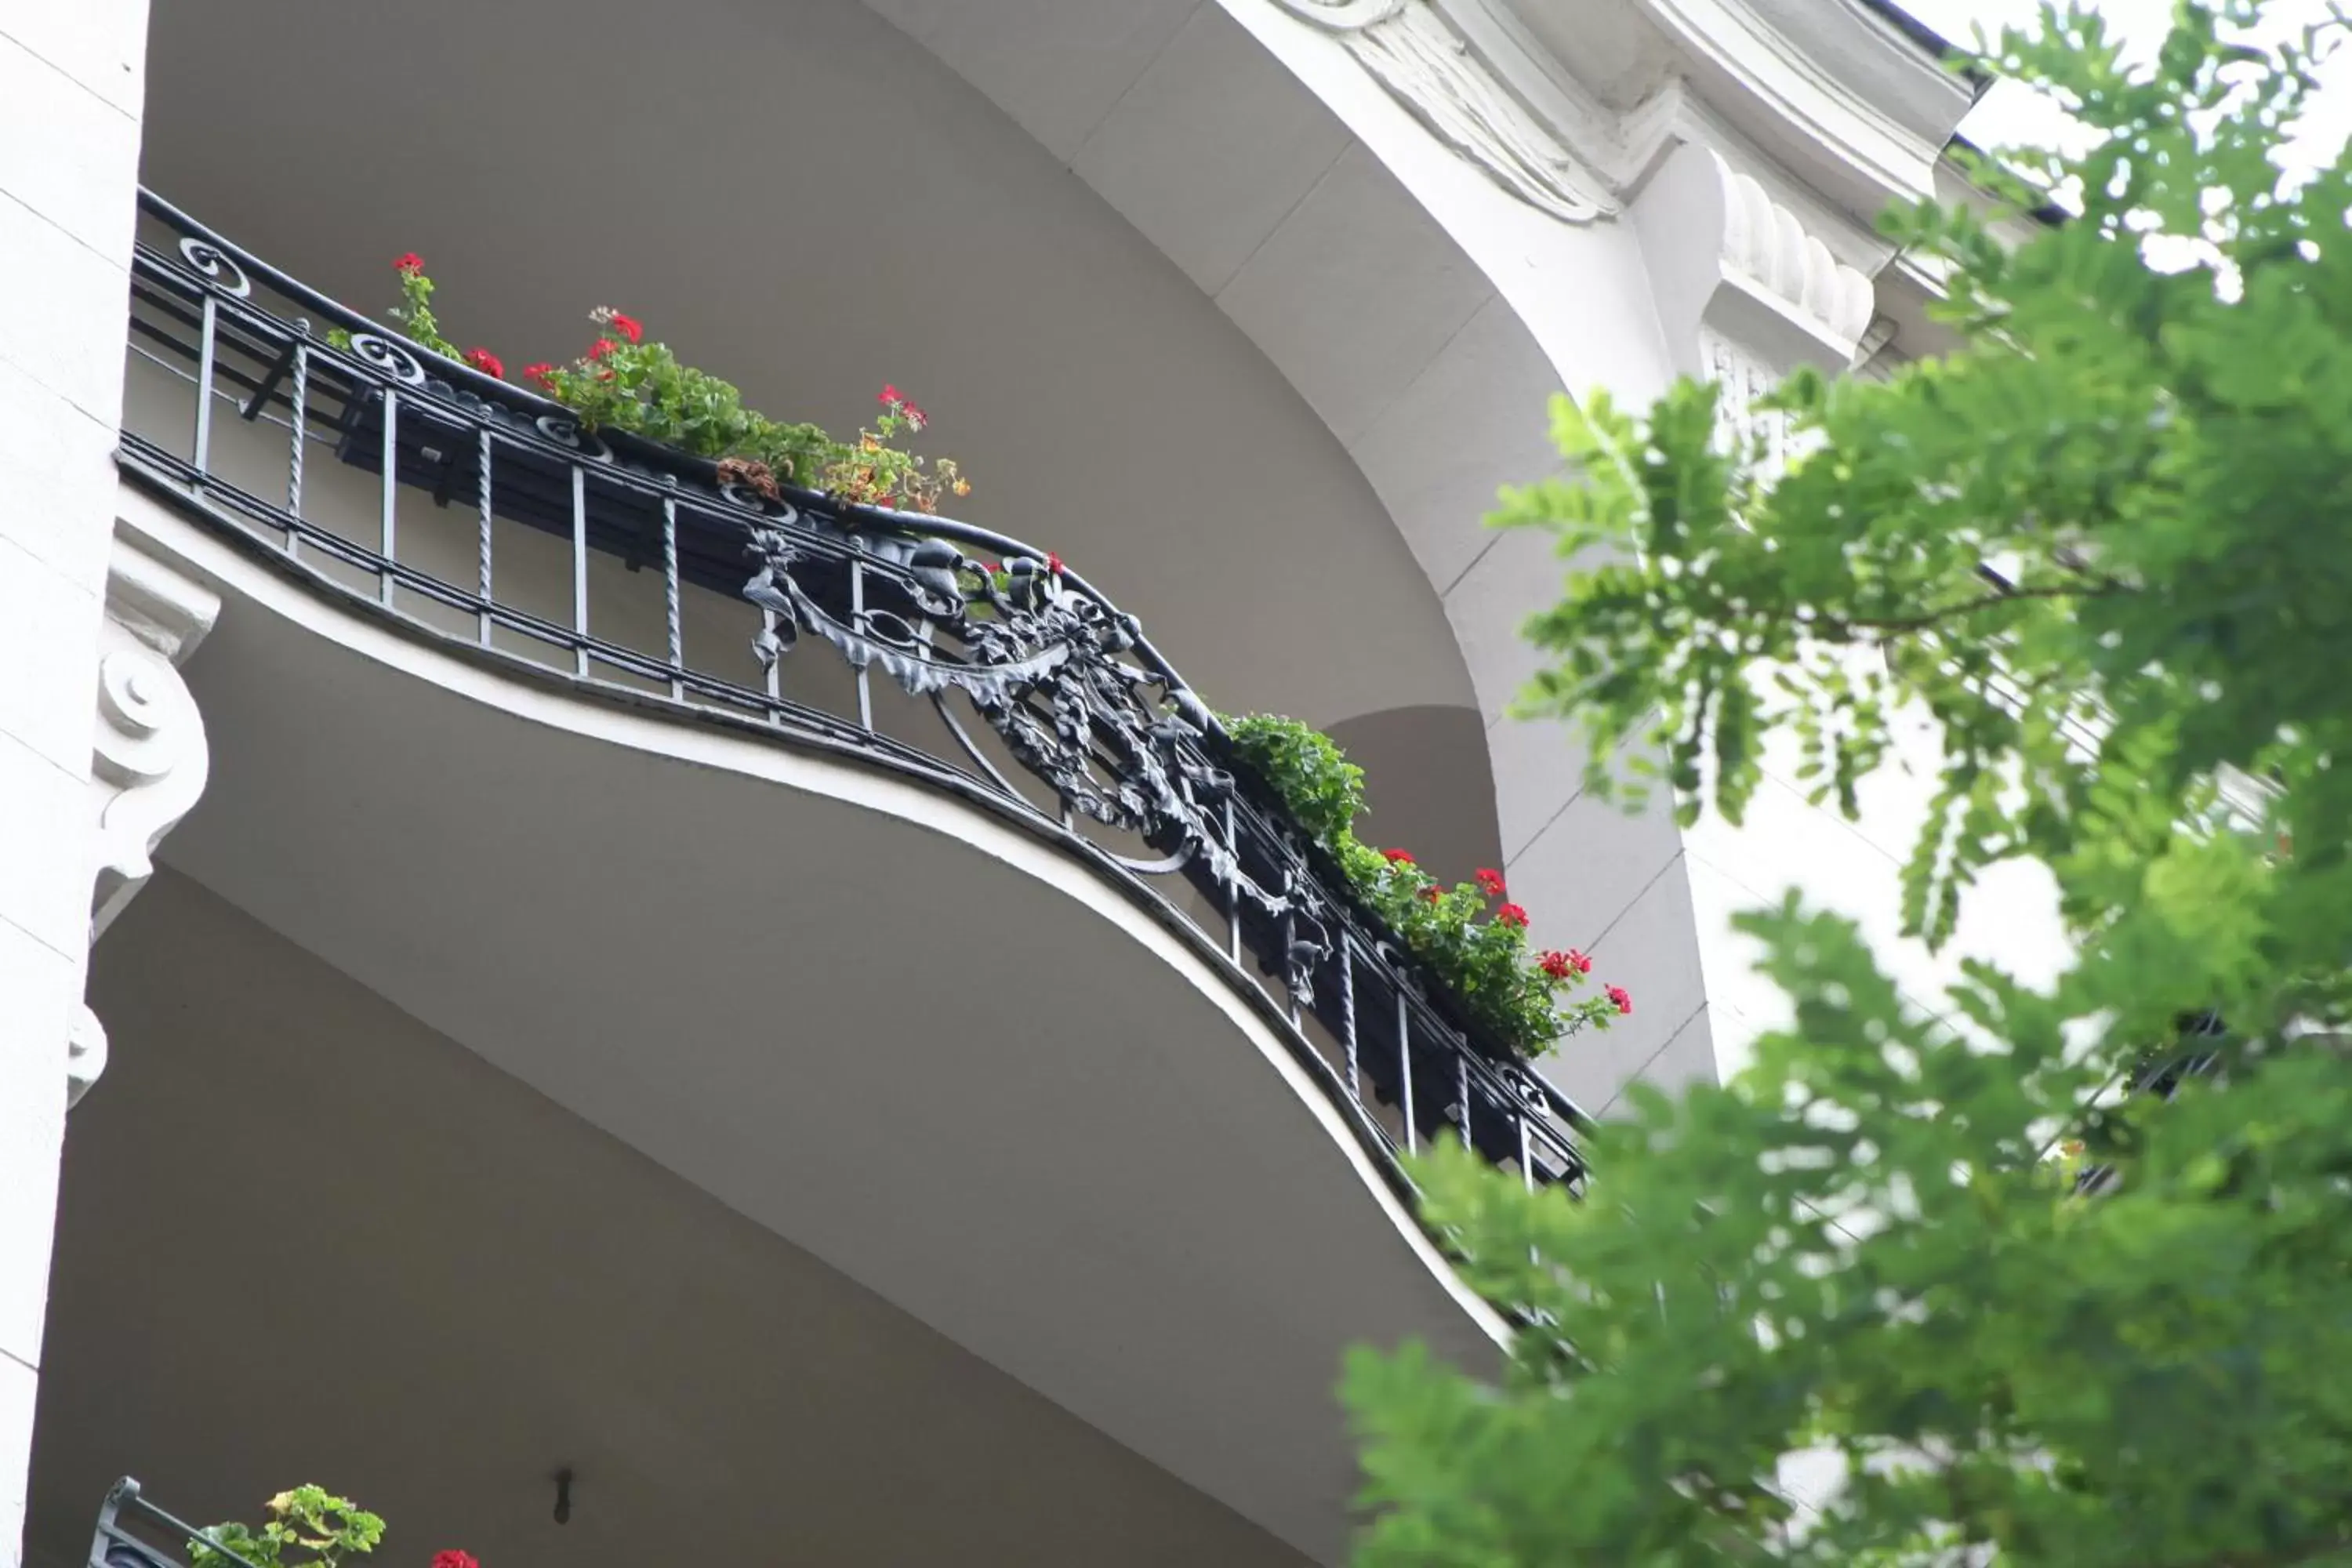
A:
119,191,1591,1193
29,194,1599,1566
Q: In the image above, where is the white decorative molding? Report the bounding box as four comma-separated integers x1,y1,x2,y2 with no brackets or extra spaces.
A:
1634,140,1876,378
1272,0,1618,224
90,535,219,944
67,1004,108,1109
74,532,219,1107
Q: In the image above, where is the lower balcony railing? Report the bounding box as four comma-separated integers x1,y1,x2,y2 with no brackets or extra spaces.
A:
89,1479,216,1568
119,190,1593,1200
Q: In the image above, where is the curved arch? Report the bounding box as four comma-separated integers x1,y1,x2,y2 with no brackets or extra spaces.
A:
118,484,1507,1562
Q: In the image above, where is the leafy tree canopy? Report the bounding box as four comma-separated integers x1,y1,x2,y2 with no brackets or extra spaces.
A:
1343,4,2352,1563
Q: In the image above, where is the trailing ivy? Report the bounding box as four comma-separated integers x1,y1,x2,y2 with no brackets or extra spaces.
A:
1222,713,1625,1058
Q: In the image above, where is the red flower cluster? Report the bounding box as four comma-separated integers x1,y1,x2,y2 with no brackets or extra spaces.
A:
608,310,644,344
523,361,557,390
430,1552,478,1568
879,383,929,429
463,347,504,380
1474,867,1506,897
1606,985,1633,1015
1045,551,1063,575
1537,949,1582,980
394,252,424,276
1495,903,1529,930
1381,848,1416,866
589,336,621,361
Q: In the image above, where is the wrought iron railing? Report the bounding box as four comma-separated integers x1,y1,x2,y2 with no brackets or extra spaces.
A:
120,189,1594,1198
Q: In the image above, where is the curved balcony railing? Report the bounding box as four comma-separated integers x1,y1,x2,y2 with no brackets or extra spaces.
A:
119,190,1594,1200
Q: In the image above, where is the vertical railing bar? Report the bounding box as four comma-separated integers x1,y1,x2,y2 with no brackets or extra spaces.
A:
1520,1116,1537,1193
851,556,873,731
1338,938,1361,1102
1223,800,1243,967
378,386,398,608
476,428,495,648
764,605,782,717
570,463,590,677
1457,1055,1472,1148
662,496,683,701
284,330,307,556
1282,906,1302,1029
1398,992,1417,1155
193,294,218,474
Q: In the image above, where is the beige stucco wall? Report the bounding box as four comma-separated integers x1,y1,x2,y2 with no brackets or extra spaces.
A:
33,868,1311,1568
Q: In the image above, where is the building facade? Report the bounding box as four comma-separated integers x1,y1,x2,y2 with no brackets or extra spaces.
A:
0,0,2058,1562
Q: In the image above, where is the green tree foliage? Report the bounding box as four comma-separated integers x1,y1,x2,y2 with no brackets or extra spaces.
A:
1342,4,2352,1563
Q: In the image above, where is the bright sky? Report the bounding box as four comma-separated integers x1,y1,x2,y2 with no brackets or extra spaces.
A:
1899,0,2352,178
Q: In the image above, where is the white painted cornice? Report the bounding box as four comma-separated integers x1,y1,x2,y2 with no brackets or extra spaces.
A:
1470,0,1975,233
1627,0,1969,216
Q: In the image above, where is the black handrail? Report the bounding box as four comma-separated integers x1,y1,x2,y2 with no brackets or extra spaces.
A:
121,189,1599,1194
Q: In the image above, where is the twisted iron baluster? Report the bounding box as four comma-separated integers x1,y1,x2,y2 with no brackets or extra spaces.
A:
1338,938,1361,1102
1398,989,1417,1155
285,331,307,550
663,495,683,700
476,428,495,648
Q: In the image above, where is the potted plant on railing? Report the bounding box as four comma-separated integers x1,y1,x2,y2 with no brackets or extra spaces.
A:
183,1486,464,1568
332,252,971,515
1219,713,1630,1062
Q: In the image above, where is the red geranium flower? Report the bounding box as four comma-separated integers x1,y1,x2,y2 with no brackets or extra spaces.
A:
1474,867,1506,896
523,361,557,389
879,383,904,407
589,336,621,361
1606,985,1632,1015
1045,551,1063,575
1570,948,1592,973
394,252,424,276
1538,949,1574,980
463,347,505,379
431,1552,478,1568
1381,848,1416,866
1495,903,1529,929
608,310,644,344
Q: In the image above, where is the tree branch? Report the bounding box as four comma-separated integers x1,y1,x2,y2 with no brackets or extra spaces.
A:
1805,581,2137,639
